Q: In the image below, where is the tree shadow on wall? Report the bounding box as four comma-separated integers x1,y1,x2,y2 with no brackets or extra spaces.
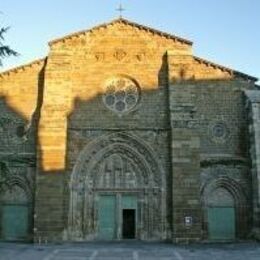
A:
34,54,255,241
0,94,36,242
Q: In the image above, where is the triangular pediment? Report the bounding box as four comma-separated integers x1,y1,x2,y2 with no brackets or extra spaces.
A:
0,18,257,82
48,18,193,46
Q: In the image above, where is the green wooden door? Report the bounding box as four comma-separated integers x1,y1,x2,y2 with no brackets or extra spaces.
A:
208,207,235,240
98,195,116,240
2,205,28,241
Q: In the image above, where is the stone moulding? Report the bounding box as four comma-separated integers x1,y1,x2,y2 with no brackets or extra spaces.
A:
67,131,166,241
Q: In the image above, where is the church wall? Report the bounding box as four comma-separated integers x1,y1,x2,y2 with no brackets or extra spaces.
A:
244,91,260,240
0,60,45,156
0,18,257,243
12,20,256,242
0,60,45,120
37,21,188,172
169,78,253,242
191,81,251,157
195,81,253,239
0,60,45,241
35,23,182,241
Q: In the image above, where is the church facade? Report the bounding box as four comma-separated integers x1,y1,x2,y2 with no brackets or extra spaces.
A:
0,18,259,243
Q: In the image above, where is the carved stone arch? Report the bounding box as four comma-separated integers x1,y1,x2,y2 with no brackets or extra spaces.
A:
89,144,151,189
71,132,163,189
68,131,166,241
0,167,33,241
87,144,153,185
1,176,33,203
0,164,33,203
201,176,249,239
201,176,248,208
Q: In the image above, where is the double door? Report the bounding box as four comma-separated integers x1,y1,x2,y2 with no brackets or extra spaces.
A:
208,207,235,240
1,204,29,241
98,194,137,240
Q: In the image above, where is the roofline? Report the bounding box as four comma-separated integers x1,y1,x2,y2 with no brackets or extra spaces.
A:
194,56,258,82
48,17,193,46
0,57,46,77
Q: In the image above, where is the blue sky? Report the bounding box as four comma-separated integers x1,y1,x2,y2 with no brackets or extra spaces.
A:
1,0,259,82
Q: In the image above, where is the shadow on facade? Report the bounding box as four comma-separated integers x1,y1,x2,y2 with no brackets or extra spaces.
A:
0,95,35,241
0,55,255,242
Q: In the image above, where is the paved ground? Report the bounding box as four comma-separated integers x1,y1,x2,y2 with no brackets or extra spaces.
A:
0,241,260,260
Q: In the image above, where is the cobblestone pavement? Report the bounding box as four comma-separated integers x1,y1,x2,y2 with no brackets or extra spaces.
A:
0,241,260,260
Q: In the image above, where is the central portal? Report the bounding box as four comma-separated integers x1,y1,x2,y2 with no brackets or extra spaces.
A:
98,194,137,240
69,133,165,241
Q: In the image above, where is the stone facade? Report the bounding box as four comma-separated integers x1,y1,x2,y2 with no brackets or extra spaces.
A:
0,18,258,243
245,91,260,240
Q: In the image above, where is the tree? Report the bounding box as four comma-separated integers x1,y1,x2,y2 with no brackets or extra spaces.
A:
0,27,18,65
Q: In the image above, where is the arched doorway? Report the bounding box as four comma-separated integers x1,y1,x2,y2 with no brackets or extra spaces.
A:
201,174,249,241
68,132,166,241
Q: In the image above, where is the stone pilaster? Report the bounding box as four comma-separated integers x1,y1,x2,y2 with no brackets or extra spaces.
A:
245,90,260,239
34,53,71,242
167,51,202,243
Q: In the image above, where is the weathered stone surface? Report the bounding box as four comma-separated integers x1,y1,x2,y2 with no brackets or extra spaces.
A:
245,90,260,239
0,18,258,243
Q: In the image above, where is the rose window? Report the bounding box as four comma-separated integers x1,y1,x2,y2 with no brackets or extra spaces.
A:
103,78,140,114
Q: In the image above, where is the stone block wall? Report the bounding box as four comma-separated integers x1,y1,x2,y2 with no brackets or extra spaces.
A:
168,82,202,242
168,52,254,241
37,20,192,173
245,90,260,240
0,19,257,243
35,21,182,240
34,173,65,242
0,59,45,241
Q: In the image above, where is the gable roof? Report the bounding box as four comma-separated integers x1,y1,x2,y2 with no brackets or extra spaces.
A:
0,58,46,78
0,18,257,83
194,56,258,82
48,17,193,46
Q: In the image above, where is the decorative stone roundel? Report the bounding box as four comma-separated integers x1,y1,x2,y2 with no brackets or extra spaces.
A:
103,77,140,114
209,121,229,143
212,123,226,138
0,117,26,146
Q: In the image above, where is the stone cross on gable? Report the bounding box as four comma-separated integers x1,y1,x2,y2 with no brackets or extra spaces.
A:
116,2,125,18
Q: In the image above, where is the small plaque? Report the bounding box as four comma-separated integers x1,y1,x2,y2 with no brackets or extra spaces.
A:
184,216,193,226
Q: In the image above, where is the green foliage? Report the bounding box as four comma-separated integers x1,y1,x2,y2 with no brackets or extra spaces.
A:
0,27,19,65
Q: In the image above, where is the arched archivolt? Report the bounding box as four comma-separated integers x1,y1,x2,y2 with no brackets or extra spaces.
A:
201,176,250,239
0,178,33,203
71,132,164,189
0,165,33,241
201,176,248,208
68,132,166,241
0,163,33,203
89,145,150,189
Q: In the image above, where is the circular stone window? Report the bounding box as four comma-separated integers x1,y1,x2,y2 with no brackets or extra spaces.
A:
0,117,26,146
209,121,229,144
103,77,140,114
